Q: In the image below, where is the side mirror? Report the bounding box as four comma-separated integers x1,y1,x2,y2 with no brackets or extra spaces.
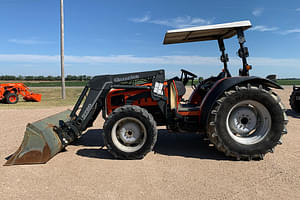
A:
238,47,249,58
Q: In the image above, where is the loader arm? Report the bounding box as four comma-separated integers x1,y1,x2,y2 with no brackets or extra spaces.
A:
5,69,165,166
55,69,166,147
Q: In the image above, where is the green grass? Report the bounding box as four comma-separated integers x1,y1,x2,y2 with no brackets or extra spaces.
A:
0,81,88,87
24,81,88,87
0,87,84,109
186,79,300,86
277,79,300,85
187,78,300,86
0,78,297,110
2,79,300,87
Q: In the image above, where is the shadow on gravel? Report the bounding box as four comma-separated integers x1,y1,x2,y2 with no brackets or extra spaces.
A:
286,109,300,119
73,129,115,160
73,129,104,147
74,129,232,161
154,129,232,161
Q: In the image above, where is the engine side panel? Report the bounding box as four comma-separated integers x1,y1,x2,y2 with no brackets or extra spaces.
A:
106,84,169,125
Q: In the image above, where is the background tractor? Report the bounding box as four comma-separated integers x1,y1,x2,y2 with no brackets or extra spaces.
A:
0,83,41,104
5,20,288,165
289,85,300,113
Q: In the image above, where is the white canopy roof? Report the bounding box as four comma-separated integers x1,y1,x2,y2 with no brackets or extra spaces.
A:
163,20,252,45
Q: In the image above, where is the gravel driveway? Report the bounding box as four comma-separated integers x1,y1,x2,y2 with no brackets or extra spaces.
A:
1,86,299,200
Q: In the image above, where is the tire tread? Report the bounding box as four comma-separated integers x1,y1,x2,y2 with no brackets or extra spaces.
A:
103,105,157,159
207,84,287,160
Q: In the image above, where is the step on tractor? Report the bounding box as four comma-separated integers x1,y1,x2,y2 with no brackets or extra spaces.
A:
5,20,288,166
289,86,300,113
0,83,42,104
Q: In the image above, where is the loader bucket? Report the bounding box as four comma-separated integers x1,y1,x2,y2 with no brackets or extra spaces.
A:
4,110,71,166
23,93,42,102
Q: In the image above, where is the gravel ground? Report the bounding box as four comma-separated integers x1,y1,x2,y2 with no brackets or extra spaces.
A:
1,86,300,200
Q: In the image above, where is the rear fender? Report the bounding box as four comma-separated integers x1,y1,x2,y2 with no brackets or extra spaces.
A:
199,76,282,131
293,85,300,91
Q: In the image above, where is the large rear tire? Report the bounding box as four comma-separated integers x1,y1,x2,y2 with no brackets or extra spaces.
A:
103,105,157,159
289,89,300,113
207,84,288,160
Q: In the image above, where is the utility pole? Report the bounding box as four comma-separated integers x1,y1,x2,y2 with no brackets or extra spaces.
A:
60,0,66,99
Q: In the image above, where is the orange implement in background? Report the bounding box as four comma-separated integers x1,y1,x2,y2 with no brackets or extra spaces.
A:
0,83,42,104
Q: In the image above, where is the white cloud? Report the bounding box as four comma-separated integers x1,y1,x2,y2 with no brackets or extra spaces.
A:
130,14,211,28
64,55,219,65
0,54,59,63
0,54,300,69
251,25,278,32
8,38,51,45
151,16,211,28
280,28,300,35
252,8,264,17
130,14,151,23
248,57,300,67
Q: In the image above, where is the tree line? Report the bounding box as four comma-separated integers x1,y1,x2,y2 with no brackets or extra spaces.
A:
0,75,92,81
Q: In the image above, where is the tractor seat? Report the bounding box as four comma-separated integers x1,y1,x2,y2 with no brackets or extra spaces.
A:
169,80,186,111
174,80,186,97
169,80,200,112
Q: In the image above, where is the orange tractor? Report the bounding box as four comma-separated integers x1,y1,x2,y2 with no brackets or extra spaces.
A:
0,83,42,104
5,20,288,166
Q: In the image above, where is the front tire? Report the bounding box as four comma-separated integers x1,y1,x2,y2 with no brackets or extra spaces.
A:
5,93,19,104
103,105,157,159
207,84,288,160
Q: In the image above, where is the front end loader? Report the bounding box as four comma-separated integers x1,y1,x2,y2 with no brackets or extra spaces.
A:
5,70,166,165
5,20,288,165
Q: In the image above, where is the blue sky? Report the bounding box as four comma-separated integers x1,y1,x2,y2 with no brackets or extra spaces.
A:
0,0,299,78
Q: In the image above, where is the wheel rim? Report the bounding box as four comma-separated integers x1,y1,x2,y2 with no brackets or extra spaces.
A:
9,95,16,103
226,100,271,145
111,117,147,152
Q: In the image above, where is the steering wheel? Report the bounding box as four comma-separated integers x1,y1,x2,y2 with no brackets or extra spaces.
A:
181,69,197,78
180,69,197,89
